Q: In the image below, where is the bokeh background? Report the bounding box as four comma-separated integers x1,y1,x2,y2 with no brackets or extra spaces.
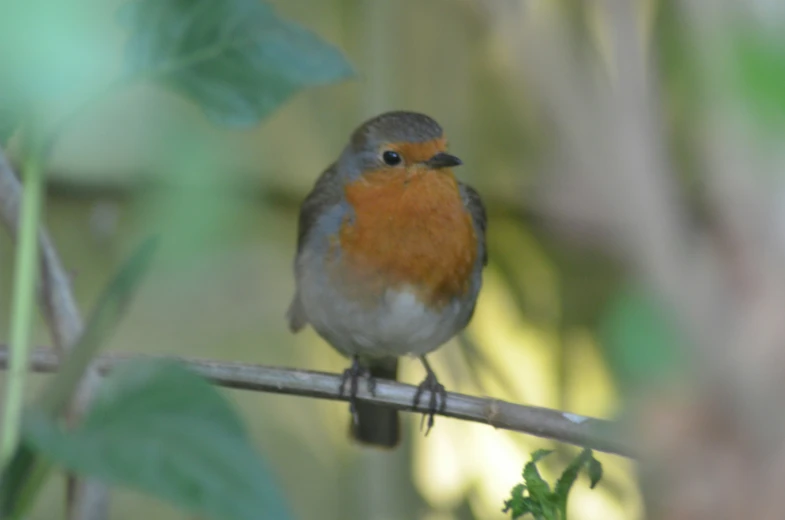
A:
5,0,785,518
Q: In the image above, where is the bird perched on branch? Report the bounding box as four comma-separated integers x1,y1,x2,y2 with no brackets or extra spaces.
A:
287,111,487,448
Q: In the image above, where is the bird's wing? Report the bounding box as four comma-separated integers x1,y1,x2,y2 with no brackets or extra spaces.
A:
295,163,343,255
459,182,488,267
287,163,343,332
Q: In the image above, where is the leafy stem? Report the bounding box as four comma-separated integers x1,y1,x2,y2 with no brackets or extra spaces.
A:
503,448,603,520
0,134,45,466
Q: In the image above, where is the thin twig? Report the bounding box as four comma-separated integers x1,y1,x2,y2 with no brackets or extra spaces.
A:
0,150,109,520
0,346,634,458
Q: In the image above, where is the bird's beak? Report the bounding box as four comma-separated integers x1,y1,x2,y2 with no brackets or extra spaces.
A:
424,152,462,169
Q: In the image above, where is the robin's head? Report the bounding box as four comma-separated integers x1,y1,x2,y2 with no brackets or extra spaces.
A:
337,111,462,180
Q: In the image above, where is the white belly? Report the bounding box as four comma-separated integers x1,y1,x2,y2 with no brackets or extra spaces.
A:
301,279,468,358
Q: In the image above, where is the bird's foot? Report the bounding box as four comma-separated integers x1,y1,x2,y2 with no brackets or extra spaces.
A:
339,356,375,426
413,369,447,436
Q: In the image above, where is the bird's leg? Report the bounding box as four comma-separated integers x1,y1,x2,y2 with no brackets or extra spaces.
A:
413,355,447,435
366,370,377,396
339,355,372,426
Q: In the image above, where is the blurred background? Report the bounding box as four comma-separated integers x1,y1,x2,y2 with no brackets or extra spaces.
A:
4,0,785,518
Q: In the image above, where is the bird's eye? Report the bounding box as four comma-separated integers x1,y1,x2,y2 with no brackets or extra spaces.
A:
381,150,402,166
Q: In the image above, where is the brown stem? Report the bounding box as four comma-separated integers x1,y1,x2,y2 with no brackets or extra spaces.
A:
0,346,634,458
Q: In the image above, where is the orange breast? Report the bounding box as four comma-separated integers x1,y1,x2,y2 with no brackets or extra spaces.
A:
330,168,477,307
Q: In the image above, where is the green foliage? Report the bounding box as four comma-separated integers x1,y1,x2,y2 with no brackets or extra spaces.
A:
1,0,350,517
503,449,603,520
0,238,158,517
24,359,291,520
599,284,687,392
118,0,354,126
1,0,353,145
39,238,159,417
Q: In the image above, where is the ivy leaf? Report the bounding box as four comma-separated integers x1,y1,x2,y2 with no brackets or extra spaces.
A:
118,0,354,126
23,359,291,520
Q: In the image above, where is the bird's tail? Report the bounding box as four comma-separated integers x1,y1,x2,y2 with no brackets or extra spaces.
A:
350,357,400,448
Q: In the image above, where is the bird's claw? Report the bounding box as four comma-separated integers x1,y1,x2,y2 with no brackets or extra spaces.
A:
339,356,376,426
413,371,447,435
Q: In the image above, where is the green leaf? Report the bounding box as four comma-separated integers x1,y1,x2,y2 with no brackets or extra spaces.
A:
38,237,159,416
503,449,556,519
522,451,559,519
0,237,158,517
523,452,552,500
504,449,604,520
553,450,588,513
553,449,604,516
529,449,554,464
510,483,526,500
83,359,246,437
523,498,546,520
587,454,603,489
600,284,687,392
503,492,546,520
24,359,291,520
502,483,528,518
118,0,354,126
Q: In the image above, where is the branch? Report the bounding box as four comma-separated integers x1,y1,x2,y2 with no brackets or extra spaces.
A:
0,150,108,520
0,346,634,458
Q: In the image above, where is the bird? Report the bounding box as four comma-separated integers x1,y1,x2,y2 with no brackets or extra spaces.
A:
286,110,487,448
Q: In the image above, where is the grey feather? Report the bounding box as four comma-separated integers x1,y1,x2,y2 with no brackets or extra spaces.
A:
288,163,344,332
295,163,343,255
286,293,308,332
350,111,443,150
459,182,488,266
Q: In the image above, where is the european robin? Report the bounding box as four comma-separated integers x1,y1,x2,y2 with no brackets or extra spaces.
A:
287,111,487,448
